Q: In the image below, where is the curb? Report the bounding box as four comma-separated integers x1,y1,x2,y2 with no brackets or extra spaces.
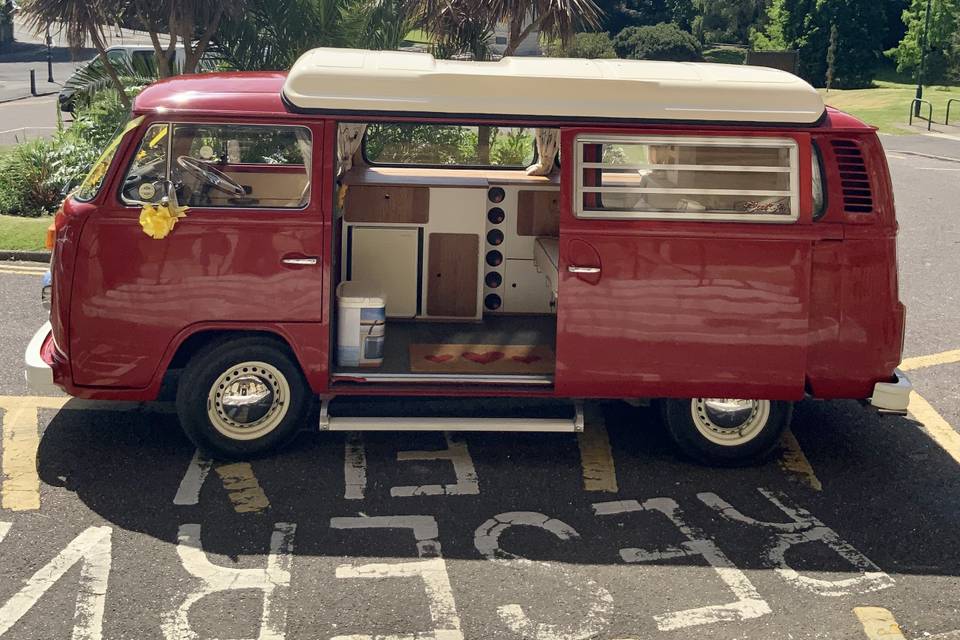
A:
0,91,57,105
0,250,51,263
889,149,960,164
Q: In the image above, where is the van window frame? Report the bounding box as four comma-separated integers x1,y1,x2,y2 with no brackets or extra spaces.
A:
360,121,538,171
573,133,801,224
115,119,314,212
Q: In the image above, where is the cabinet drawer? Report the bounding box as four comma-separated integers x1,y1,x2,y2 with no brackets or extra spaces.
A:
345,186,429,224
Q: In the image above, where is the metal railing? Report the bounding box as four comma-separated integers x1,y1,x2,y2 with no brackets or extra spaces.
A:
909,99,933,131
947,99,960,127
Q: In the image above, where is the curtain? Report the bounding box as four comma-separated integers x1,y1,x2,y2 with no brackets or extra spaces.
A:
526,128,560,176
337,123,367,175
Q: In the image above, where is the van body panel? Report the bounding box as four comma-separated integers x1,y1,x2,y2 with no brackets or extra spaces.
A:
39,72,903,409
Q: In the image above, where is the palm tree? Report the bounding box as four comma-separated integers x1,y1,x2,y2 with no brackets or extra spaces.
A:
413,0,602,58
21,0,131,107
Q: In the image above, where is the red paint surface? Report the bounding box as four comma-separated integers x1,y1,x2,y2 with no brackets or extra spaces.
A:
44,73,902,404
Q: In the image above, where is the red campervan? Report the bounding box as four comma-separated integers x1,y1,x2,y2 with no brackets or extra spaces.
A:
25,48,910,464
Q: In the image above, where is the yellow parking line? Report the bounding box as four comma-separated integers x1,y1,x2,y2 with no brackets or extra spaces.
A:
900,349,960,372
0,267,46,276
214,462,270,513
908,393,960,466
0,397,67,511
577,411,618,493
0,402,41,511
854,607,907,639
778,430,822,491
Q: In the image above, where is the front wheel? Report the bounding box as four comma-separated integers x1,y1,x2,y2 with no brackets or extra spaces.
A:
176,337,310,459
661,398,792,466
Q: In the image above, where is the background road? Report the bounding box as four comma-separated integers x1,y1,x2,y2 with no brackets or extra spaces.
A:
0,143,958,639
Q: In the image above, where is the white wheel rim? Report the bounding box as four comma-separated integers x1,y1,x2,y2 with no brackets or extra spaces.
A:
207,361,290,441
690,398,770,446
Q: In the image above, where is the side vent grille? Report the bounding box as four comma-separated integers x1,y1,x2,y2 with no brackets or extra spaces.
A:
831,139,873,213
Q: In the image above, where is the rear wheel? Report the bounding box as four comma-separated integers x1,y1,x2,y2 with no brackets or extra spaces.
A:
661,398,792,466
176,337,310,459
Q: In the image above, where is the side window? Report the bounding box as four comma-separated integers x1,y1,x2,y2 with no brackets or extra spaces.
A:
121,123,170,204
575,135,799,222
170,124,312,209
364,123,535,168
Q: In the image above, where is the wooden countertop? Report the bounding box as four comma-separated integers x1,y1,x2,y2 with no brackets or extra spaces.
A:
342,166,561,188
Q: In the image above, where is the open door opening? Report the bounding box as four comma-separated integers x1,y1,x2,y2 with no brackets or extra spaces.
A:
329,122,560,387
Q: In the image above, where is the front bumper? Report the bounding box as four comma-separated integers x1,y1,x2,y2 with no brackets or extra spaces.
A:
24,321,61,396
868,369,912,415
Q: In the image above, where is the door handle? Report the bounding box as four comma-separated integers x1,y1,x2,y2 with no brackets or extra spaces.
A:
282,256,318,266
567,265,600,274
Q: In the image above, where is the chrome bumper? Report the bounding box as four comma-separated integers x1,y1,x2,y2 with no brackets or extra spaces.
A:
24,321,60,396
868,369,912,415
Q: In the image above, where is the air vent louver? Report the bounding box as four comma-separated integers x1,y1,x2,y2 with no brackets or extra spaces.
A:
830,139,874,213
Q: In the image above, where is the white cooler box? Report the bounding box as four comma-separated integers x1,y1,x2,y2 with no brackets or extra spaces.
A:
336,281,386,367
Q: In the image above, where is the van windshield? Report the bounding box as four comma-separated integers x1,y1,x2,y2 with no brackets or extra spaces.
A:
74,116,144,202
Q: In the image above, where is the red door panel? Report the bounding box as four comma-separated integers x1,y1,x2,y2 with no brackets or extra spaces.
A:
555,128,816,401
69,120,326,390
555,233,812,399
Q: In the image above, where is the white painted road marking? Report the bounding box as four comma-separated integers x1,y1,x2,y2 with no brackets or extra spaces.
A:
0,526,112,640
700,488,893,596
161,522,296,640
172,450,213,506
343,432,367,500
475,511,614,640
594,499,769,631
331,515,463,640
392,433,479,497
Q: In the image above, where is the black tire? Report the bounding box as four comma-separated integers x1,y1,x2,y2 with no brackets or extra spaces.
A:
660,398,792,467
175,336,311,459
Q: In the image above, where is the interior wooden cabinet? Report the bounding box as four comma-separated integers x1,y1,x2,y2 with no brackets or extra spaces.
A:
344,185,430,224
426,233,480,317
516,190,560,237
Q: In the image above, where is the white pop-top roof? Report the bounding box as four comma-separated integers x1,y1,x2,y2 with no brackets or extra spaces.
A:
283,48,825,125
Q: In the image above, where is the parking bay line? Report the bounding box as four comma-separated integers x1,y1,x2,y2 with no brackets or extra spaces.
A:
577,409,618,493
855,607,960,639
0,267,48,276
908,393,960,466
777,430,822,491
900,349,960,372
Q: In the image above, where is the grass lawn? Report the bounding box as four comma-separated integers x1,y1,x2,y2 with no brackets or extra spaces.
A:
819,81,960,134
0,215,51,251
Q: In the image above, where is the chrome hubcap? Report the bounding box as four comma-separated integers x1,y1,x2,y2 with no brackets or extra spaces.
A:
207,361,290,440
691,398,770,446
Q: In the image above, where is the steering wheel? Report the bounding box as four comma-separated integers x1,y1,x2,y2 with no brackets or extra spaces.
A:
176,155,246,197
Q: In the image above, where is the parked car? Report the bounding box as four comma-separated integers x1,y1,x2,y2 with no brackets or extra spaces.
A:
27,49,910,465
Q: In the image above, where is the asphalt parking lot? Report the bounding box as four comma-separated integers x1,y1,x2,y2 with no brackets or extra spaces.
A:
0,145,958,639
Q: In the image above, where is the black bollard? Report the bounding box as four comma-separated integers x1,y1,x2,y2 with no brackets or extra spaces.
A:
30,69,37,96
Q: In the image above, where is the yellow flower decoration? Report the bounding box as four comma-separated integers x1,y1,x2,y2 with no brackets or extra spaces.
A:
139,202,189,240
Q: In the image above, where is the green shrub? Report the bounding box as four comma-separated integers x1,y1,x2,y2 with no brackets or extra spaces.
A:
0,88,134,216
613,23,703,62
545,32,617,59
0,140,61,216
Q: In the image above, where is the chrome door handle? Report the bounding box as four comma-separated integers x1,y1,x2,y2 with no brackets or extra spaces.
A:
567,265,600,274
282,257,318,266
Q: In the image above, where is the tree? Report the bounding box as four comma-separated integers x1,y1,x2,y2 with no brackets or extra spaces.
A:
752,0,888,88
613,22,702,60
21,0,131,107
887,0,960,84
593,0,693,35
413,0,602,58
693,0,766,44
130,0,233,77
